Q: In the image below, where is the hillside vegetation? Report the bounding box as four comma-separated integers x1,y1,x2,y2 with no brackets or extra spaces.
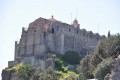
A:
77,34,120,80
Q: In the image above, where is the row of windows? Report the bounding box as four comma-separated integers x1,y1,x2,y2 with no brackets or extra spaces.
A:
69,28,82,35
51,26,99,40
51,26,59,34
68,28,99,39
69,28,79,34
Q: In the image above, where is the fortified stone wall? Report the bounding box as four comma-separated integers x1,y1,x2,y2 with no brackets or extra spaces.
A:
61,22,104,55
13,16,105,62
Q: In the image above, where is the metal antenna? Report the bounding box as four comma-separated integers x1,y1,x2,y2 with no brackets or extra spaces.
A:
76,9,78,19
98,24,99,33
71,12,72,24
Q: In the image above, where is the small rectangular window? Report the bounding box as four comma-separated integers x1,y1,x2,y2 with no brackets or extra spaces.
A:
52,28,54,33
69,28,71,32
97,37,99,40
56,26,59,31
44,32,46,36
90,35,92,38
76,30,78,34
83,33,85,36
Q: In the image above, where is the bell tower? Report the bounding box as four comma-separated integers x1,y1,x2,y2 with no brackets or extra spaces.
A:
72,18,80,28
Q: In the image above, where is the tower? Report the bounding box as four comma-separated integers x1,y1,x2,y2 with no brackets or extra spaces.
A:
72,18,80,28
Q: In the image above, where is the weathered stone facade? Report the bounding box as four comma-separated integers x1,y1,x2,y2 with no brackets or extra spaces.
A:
8,16,105,67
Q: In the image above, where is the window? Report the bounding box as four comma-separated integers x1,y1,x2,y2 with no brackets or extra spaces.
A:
76,30,78,34
97,37,99,40
33,44,35,55
90,35,92,38
43,32,46,37
69,28,71,32
56,26,59,31
24,46,27,55
52,28,54,33
83,33,85,36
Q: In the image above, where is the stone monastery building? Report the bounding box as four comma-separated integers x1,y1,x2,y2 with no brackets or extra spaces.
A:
14,16,105,60
9,16,105,67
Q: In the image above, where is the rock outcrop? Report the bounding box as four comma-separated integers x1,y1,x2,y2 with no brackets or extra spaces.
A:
109,55,120,80
2,64,55,80
2,69,12,80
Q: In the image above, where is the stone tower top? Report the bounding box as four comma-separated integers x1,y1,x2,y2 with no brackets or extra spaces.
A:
72,18,80,28
73,18,78,24
49,15,56,21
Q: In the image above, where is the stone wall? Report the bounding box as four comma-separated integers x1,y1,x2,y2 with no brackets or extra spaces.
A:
2,69,12,80
14,17,105,60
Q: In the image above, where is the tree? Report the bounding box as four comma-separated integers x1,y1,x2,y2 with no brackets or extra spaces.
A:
78,34,120,79
63,51,81,65
93,57,112,80
55,58,64,71
17,63,34,80
108,30,111,38
78,54,94,79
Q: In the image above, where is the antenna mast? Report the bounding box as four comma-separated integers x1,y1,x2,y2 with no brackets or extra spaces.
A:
76,9,78,19
71,12,72,24
98,24,99,33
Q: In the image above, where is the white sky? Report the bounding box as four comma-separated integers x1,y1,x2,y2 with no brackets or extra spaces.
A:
0,0,120,79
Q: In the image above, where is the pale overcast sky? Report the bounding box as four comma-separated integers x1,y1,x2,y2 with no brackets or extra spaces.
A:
0,0,120,79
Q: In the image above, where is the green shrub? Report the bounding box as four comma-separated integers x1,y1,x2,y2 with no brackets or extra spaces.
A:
16,63,34,80
89,34,120,71
79,54,94,79
39,73,55,80
55,58,65,71
93,57,112,80
63,51,81,65
96,34,120,59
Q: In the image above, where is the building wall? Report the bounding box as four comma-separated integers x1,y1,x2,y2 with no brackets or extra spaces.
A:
14,17,105,60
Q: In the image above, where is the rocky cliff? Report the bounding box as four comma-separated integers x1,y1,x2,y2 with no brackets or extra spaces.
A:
2,63,56,80
109,55,120,80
